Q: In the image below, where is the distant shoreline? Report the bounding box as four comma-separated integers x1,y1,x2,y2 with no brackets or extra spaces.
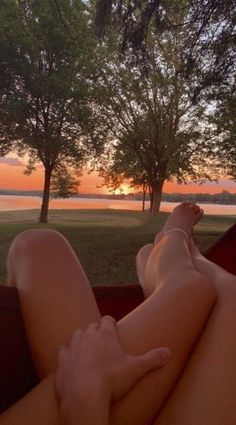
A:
0,189,236,205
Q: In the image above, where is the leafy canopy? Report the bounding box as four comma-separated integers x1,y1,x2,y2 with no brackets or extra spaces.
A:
0,0,98,172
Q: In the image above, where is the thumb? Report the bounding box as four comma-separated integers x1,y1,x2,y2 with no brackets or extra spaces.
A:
136,347,171,376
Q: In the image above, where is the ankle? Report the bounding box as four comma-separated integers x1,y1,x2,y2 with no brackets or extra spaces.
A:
165,228,189,242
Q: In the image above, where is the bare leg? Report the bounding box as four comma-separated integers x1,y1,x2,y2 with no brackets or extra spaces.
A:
3,205,215,425
119,208,236,425
0,377,58,425
7,229,101,376
136,212,236,425
189,238,234,289
136,243,153,290
112,204,215,424
137,202,204,297
154,237,236,424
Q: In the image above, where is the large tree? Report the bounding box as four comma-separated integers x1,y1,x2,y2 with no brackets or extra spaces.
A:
95,0,236,213
94,45,205,212
0,0,98,222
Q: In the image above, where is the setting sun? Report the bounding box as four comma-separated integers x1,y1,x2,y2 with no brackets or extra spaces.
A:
104,183,132,196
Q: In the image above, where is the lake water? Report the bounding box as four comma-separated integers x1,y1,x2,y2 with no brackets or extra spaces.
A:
0,194,236,216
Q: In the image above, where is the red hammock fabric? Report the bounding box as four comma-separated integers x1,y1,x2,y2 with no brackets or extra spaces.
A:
0,223,236,416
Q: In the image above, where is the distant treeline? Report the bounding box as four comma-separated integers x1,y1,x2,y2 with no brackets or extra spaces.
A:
106,190,236,205
0,189,236,205
0,189,43,197
135,190,236,205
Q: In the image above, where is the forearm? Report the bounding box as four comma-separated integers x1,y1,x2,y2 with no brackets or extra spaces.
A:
60,389,110,425
0,375,110,425
0,375,59,425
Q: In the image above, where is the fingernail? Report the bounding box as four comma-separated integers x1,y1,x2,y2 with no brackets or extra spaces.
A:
160,348,171,364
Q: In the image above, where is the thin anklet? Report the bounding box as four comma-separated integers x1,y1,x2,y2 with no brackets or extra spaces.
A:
164,228,189,241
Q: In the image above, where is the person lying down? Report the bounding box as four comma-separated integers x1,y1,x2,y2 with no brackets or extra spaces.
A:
1,202,236,425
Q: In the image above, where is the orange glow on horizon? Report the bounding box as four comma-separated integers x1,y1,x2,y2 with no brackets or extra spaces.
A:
0,155,236,194
0,160,109,194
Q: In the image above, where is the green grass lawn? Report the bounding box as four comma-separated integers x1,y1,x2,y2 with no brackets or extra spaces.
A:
0,208,235,286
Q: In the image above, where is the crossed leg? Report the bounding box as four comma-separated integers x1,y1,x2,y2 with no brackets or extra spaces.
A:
154,241,236,425
0,203,216,425
135,203,236,425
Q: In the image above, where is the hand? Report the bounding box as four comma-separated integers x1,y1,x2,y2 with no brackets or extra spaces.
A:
55,315,170,404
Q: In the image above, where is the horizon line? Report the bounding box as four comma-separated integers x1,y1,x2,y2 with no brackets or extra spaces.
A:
1,188,236,196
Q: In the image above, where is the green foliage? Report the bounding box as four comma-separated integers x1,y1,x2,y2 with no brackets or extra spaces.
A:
1,0,235,220
95,0,235,74
0,0,94,165
95,34,211,211
0,140,12,156
51,166,80,199
94,1,235,213
0,0,101,221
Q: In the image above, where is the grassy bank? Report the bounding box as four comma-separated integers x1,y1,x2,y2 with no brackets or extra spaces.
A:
0,208,235,286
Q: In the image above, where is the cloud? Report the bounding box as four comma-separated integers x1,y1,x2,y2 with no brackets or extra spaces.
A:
0,157,23,166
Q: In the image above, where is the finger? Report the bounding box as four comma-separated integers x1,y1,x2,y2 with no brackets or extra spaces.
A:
57,345,67,365
100,315,116,330
69,328,82,350
71,328,82,340
69,329,83,347
58,345,67,356
86,322,99,333
135,347,171,376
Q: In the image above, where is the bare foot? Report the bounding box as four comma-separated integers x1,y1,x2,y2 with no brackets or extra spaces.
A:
136,203,204,297
154,202,203,244
143,203,206,297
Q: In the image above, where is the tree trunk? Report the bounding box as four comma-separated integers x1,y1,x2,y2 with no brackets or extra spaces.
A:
149,189,154,212
149,180,164,215
39,166,52,223
142,188,146,211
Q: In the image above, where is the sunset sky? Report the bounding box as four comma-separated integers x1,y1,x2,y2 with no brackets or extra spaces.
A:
0,154,235,194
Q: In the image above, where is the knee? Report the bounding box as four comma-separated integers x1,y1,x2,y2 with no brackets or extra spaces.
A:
9,228,67,259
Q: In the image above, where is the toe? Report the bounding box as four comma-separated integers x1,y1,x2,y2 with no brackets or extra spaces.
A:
185,201,192,207
193,204,200,213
